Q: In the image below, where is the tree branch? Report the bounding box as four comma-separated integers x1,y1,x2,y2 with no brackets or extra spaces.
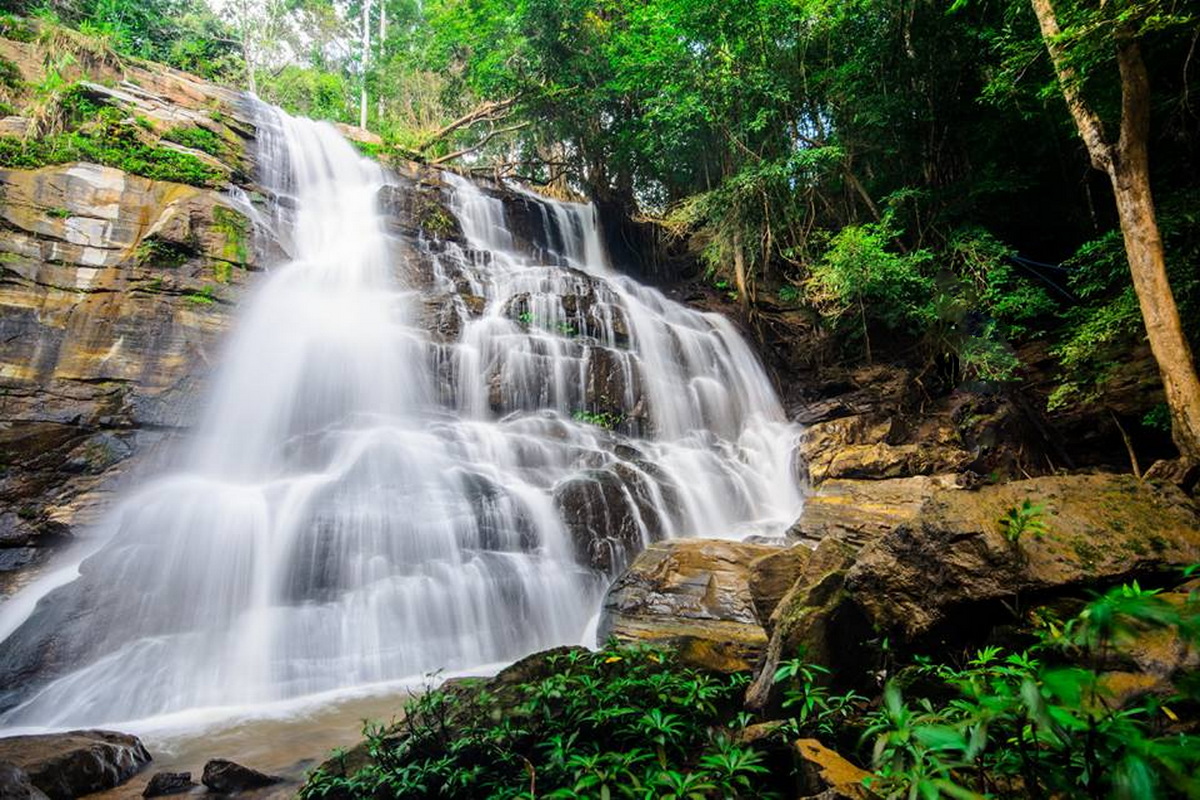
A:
429,121,531,165
416,97,518,153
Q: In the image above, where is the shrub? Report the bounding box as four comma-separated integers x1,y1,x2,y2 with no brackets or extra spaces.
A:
300,644,771,800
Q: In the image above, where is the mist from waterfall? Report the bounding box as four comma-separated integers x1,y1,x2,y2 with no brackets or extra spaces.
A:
0,105,802,729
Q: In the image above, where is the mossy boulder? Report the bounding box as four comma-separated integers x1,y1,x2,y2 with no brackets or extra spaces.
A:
846,474,1200,639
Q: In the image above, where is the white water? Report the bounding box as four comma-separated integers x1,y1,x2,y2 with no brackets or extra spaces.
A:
0,106,802,730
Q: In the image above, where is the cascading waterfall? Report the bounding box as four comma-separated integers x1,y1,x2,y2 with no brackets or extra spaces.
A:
0,104,802,729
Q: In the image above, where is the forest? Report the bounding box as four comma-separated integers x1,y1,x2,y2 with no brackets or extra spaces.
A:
4,0,1200,464
0,0,1198,798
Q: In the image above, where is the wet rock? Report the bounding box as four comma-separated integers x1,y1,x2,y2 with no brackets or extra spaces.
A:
0,729,151,799
787,475,961,549
793,739,874,799
599,539,778,672
200,759,283,793
142,770,195,797
554,466,670,573
846,474,1200,639
0,763,49,800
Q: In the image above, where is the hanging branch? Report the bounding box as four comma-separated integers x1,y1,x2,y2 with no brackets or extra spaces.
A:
429,121,531,165
416,97,519,153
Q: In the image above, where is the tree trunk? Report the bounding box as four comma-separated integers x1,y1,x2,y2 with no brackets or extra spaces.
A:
1030,0,1200,461
359,0,370,130
377,1,386,122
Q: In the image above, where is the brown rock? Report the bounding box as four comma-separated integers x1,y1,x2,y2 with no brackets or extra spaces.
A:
0,729,150,799
846,474,1200,639
787,476,960,549
747,545,812,623
598,539,778,671
794,738,875,799
142,770,195,797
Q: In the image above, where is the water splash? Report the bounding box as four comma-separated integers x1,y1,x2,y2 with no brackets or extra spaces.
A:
0,105,802,729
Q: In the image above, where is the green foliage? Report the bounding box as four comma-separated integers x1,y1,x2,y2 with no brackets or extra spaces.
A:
572,409,624,430
183,285,215,305
774,656,866,739
45,206,71,218
0,85,224,187
258,65,353,124
0,56,23,90
999,499,1048,543
864,580,1200,799
804,220,935,359
1050,195,1200,412
300,643,772,799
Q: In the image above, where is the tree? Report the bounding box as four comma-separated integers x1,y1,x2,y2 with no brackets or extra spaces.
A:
1029,0,1200,464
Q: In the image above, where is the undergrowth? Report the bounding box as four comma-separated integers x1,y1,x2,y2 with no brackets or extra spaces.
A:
300,644,772,800
302,571,1200,799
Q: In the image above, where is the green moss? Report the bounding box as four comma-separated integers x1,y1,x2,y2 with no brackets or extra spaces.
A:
163,125,227,158
0,15,36,43
1148,534,1168,554
45,206,70,218
211,205,248,270
135,238,192,268
0,131,223,186
420,203,455,237
1071,538,1100,570
184,285,216,305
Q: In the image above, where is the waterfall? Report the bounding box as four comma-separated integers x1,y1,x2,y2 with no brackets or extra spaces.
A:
0,106,802,729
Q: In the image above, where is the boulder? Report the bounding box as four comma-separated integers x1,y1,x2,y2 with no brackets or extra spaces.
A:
200,759,283,793
787,476,960,549
747,545,813,623
142,770,195,797
598,539,778,671
846,474,1200,639
745,538,863,710
0,729,151,799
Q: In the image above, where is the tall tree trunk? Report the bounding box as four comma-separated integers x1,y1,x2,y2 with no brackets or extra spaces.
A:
359,0,370,130
377,1,386,123
1031,0,1200,461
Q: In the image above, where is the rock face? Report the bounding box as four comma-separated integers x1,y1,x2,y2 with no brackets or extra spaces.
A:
0,729,151,799
0,31,268,595
846,474,1200,638
598,539,783,671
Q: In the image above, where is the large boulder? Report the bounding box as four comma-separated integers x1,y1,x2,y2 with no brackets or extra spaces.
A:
745,538,865,710
846,474,1200,639
787,475,960,548
598,539,781,671
0,730,150,799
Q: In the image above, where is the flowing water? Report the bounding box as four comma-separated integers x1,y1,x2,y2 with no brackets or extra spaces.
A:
0,105,802,731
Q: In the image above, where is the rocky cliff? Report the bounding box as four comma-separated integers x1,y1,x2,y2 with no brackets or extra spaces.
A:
0,34,267,593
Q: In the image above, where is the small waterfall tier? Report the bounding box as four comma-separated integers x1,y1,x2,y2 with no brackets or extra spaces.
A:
0,105,803,728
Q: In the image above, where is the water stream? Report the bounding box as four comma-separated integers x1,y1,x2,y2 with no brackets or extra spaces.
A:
0,105,802,731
